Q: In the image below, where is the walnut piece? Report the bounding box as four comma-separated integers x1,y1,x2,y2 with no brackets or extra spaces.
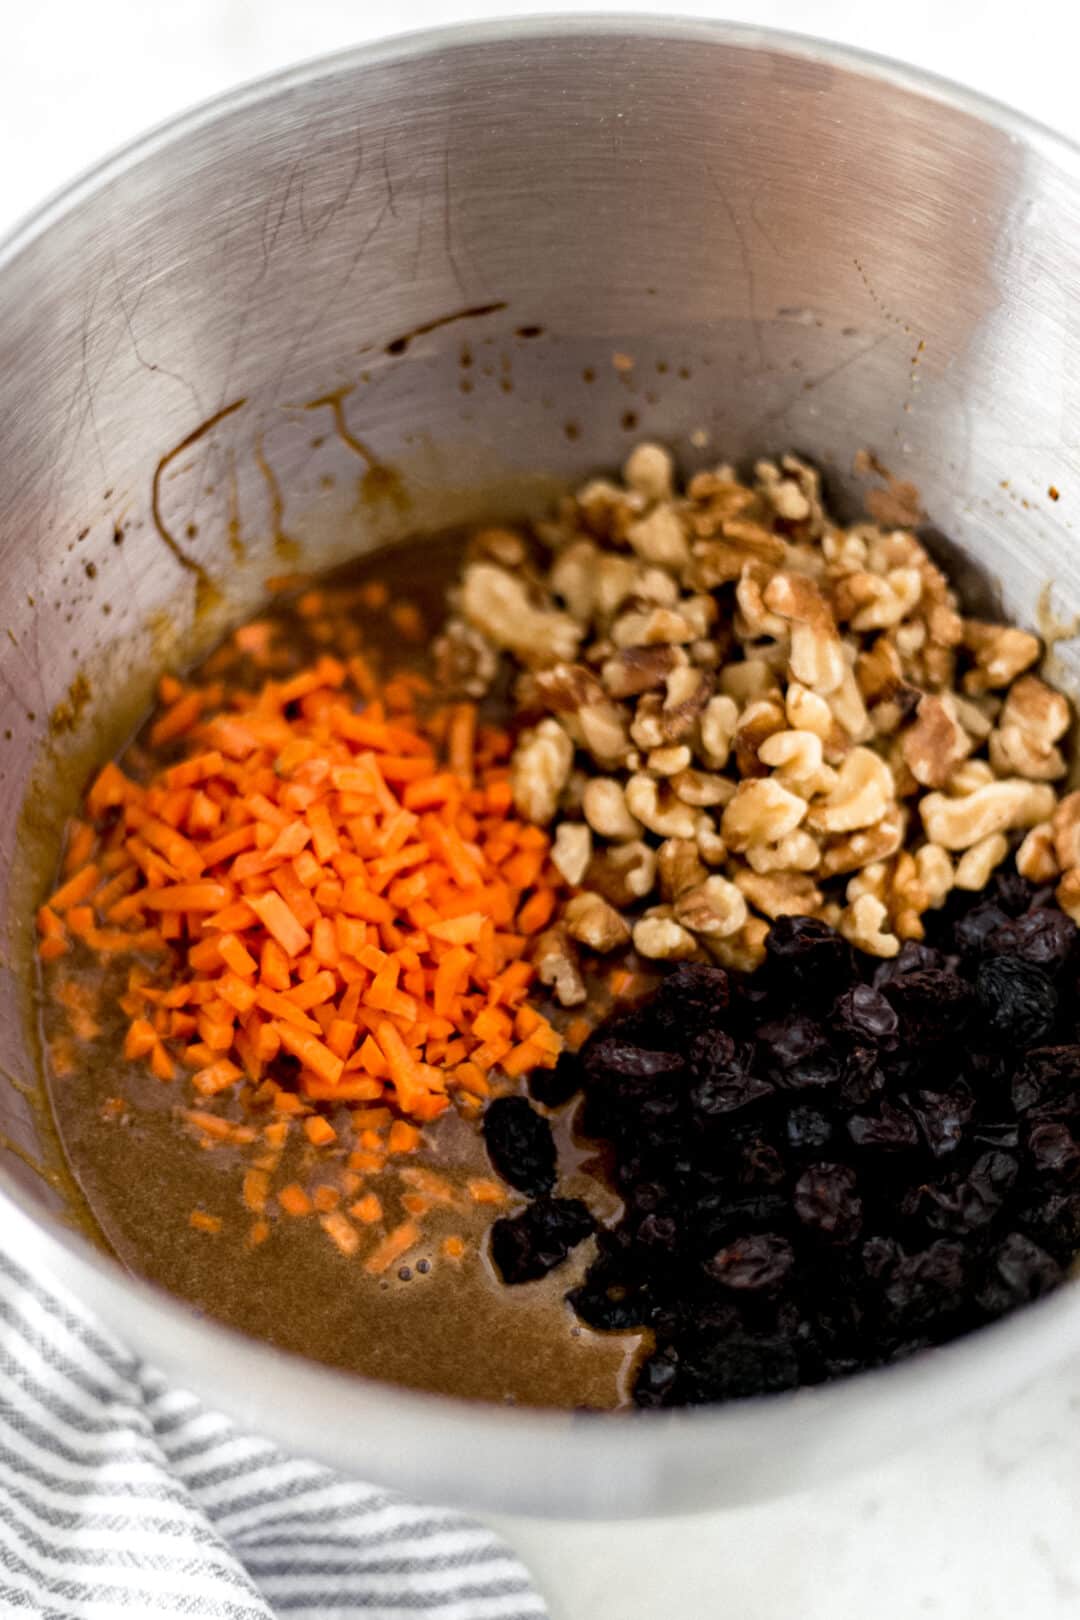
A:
462,562,582,669
511,719,574,825
585,841,657,908
806,747,894,835
920,779,1056,850
962,620,1041,695
550,822,592,886
563,893,632,953
601,643,685,699
583,778,642,841
657,838,709,901
954,832,1009,891
901,695,972,789
839,894,900,958
1016,822,1059,882
632,914,699,960
721,779,808,851
534,926,586,1006
674,875,748,937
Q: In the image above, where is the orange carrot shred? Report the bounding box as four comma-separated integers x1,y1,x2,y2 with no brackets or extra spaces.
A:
43,602,568,1252
364,1219,420,1275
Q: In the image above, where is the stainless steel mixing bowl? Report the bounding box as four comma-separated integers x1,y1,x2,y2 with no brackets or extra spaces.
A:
2,16,1080,1519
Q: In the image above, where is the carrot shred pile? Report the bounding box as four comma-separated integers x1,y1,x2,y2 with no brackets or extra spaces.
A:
44,651,563,1139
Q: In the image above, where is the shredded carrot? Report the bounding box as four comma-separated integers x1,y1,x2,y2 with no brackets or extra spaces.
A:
243,1169,270,1213
351,1192,383,1224
441,1234,466,1260
320,1210,359,1256
467,1178,507,1206
189,1210,222,1234
387,1120,420,1155
304,1115,336,1147
364,1218,420,1274
278,1182,312,1217
42,589,574,1261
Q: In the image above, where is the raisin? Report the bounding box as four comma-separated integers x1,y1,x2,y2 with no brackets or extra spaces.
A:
756,1016,827,1069
909,1090,974,1159
654,962,730,1021
765,915,855,989
687,1026,737,1077
483,1096,558,1196
838,1049,887,1108
582,1037,686,1090
831,984,899,1046
882,970,974,1044
951,900,1012,956
568,1266,652,1331
976,957,1058,1047
1014,1190,1080,1262
786,1106,836,1152
691,1072,774,1117
980,1232,1062,1309
633,1346,681,1408
677,1333,801,1403
784,1051,842,1091
990,870,1039,916
1012,1045,1080,1118
862,1234,903,1279
970,1119,1020,1150
847,1102,919,1150
529,1049,583,1109
707,1232,794,1292
489,1197,594,1284
882,1241,967,1327
695,1191,792,1251
793,1164,863,1243
987,908,1077,974
874,941,948,985
920,1150,1019,1233
1026,1121,1080,1180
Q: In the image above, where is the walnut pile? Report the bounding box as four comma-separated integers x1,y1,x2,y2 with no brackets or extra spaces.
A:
436,446,1077,999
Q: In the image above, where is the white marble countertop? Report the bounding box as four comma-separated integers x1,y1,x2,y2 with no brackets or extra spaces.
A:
5,2,1080,1614
484,1359,1080,1617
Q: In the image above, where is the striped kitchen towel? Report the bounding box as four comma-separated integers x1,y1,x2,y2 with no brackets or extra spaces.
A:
0,1249,547,1619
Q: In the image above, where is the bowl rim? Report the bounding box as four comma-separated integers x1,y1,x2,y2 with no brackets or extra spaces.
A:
4,12,1080,1513
3,10,1080,278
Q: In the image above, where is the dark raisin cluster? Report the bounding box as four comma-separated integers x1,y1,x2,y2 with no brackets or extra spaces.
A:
490,873,1080,1408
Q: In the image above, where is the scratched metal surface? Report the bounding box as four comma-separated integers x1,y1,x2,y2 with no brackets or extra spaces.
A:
2,20,1080,1515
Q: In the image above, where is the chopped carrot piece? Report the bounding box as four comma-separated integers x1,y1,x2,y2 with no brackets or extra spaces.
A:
243,1169,270,1212
274,1022,344,1086
189,1210,222,1234
192,1059,242,1097
320,1210,359,1256
142,883,232,912
441,1234,466,1261
51,863,101,913
364,1218,420,1275
388,1120,421,1155
517,887,556,935
304,1115,337,1147
467,1178,507,1206
248,890,310,957
123,1019,158,1061
278,1182,312,1216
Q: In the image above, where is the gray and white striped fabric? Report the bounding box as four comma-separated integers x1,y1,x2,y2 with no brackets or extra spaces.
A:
0,1251,547,1619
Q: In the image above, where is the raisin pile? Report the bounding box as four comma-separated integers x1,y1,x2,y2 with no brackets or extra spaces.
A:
490,874,1080,1409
